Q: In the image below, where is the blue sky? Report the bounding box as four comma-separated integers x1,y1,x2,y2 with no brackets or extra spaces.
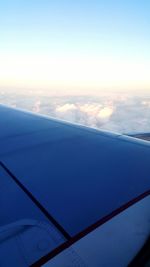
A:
0,0,150,93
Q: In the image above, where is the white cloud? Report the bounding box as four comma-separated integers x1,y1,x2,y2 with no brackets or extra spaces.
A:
98,107,114,119
1,92,150,134
79,104,102,116
32,100,41,113
142,100,150,107
56,103,77,113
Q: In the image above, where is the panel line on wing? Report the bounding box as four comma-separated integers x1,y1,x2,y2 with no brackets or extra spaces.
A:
0,161,71,241
31,190,150,267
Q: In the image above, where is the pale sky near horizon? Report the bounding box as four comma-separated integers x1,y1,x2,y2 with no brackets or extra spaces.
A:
0,0,150,94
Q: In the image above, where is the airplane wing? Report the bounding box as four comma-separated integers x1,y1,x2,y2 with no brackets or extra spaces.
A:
127,133,150,141
0,105,150,267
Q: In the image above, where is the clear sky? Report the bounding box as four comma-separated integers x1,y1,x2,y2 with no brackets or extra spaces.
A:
0,0,150,94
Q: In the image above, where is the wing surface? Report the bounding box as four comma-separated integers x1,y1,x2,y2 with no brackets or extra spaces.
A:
0,105,150,236
0,105,150,266
128,133,150,141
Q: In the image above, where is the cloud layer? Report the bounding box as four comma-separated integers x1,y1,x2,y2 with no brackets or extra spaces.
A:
0,91,150,134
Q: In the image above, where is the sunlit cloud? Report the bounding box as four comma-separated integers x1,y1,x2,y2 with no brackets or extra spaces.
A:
1,91,150,133
80,104,102,116
141,100,150,107
98,107,114,119
55,102,114,128
56,103,77,113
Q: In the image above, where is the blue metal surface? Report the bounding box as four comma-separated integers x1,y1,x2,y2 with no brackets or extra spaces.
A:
0,165,65,266
0,105,60,140
0,165,48,226
43,195,150,267
0,105,150,238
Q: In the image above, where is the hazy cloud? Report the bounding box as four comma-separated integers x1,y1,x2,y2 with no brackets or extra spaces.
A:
0,92,150,134
32,100,41,113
